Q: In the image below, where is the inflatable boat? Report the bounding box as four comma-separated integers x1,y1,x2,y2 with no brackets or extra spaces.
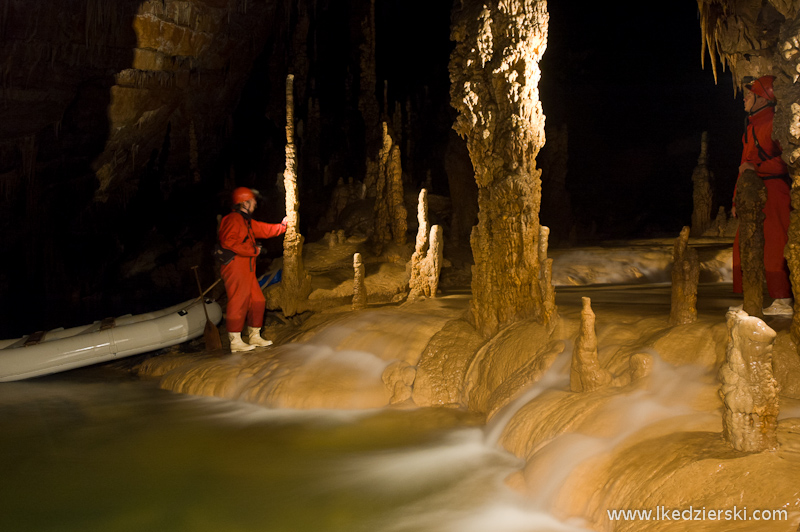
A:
0,298,223,382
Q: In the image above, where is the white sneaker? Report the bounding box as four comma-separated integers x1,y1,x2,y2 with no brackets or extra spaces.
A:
247,326,273,347
229,332,256,352
762,298,794,316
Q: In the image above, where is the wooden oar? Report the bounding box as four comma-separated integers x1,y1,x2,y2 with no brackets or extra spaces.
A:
191,266,223,350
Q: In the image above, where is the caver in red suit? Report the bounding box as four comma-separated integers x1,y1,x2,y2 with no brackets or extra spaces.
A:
219,187,286,351
732,75,791,305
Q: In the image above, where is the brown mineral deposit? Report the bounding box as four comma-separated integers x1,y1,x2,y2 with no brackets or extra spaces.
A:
669,226,699,325
352,253,367,310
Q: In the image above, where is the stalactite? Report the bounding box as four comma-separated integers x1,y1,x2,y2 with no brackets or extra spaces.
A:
670,226,699,326
737,169,767,317
720,309,779,452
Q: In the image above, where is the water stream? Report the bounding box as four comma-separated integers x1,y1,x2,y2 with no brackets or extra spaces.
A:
0,367,591,532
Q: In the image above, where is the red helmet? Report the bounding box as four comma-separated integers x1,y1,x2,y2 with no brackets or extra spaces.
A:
745,75,776,102
231,187,255,206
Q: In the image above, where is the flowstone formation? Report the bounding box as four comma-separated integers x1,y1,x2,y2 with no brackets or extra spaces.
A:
736,169,767,317
570,298,612,393
450,0,551,338
669,227,699,325
690,131,713,237
720,310,780,452
266,74,312,316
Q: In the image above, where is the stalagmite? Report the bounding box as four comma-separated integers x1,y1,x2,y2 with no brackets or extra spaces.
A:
570,297,612,393
690,131,713,237
388,144,407,245
720,310,780,452
372,123,393,249
408,189,442,300
669,226,699,325
538,226,558,332
450,0,550,337
268,74,312,316
736,169,767,317
352,252,367,310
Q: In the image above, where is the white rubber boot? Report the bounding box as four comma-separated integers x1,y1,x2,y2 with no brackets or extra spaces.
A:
229,332,256,352
247,327,273,347
763,298,793,316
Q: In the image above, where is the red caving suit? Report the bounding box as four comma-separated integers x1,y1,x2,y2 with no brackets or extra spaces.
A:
732,105,791,298
218,210,286,333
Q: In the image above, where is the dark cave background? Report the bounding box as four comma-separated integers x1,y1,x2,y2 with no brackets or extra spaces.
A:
0,1,744,338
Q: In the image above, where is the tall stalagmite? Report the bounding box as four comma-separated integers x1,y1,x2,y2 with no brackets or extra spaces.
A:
270,74,312,316
736,169,767,317
352,253,367,310
720,310,780,452
690,131,713,237
450,0,549,337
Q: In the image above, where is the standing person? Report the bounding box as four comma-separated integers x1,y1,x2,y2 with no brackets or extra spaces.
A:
219,187,287,352
732,75,793,315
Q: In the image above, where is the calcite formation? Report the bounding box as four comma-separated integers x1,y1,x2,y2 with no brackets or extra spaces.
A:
267,74,312,316
538,226,558,332
690,131,713,237
352,253,367,310
450,0,550,338
669,226,699,326
720,310,780,452
570,297,612,393
408,189,444,300
736,169,767,317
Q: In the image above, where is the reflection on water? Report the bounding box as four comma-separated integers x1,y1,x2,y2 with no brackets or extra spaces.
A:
0,368,592,532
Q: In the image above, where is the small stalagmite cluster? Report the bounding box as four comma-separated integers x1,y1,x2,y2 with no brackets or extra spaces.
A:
669,226,699,326
736,169,767,317
450,0,550,338
570,297,612,393
408,189,443,300
720,310,780,452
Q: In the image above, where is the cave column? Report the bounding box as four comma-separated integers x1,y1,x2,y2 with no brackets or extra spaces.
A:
449,0,549,337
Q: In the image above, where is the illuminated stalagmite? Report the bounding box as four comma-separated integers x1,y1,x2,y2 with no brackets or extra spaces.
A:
266,74,312,316
352,253,367,310
690,131,713,237
450,0,550,337
408,189,443,300
720,310,780,452
736,169,766,317
570,297,612,393
669,226,699,325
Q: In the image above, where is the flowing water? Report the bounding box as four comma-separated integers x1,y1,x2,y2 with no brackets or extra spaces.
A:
0,367,591,532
